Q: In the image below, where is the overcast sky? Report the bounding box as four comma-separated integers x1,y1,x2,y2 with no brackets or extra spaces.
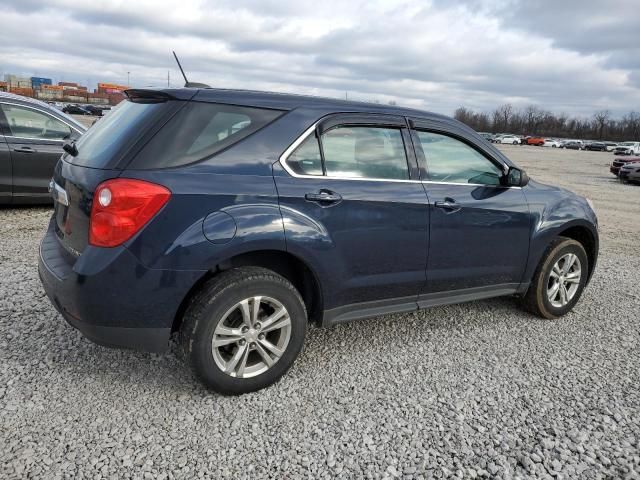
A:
1,0,639,116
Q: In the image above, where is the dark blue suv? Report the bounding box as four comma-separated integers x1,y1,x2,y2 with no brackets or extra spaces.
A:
39,88,598,394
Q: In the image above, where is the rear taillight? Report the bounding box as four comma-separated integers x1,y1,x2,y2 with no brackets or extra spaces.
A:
89,178,171,248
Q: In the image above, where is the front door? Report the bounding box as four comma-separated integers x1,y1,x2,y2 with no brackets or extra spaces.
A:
0,102,76,200
274,114,429,323
410,125,532,302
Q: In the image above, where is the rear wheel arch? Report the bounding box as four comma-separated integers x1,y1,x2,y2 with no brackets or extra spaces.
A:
171,249,324,334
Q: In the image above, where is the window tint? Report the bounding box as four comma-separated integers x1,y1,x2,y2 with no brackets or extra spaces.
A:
416,131,503,185
1,104,71,140
130,102,282,169
321,126,409,180
286,135,323,176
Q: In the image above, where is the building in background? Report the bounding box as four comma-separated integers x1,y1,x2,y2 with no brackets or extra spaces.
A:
4,74,31,88
30,77,52,89
1,73,127,106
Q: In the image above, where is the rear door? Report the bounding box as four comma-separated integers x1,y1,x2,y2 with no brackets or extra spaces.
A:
409,120,531,301
274,114,429,322
0,102,79,201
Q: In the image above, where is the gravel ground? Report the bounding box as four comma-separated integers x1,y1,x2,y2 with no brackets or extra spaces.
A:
1,147,640,479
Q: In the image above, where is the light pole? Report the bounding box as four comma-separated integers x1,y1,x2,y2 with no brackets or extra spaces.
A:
127,71,130,86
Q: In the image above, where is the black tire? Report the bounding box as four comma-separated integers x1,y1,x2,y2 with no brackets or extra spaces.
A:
521,237,589,319
179,267,307,395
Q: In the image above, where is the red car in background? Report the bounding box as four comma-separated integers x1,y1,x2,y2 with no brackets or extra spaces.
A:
527,136,545,146
610,156,640,176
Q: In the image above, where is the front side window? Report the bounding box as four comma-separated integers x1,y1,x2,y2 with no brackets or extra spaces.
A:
321,126,409,180
415,131,503,185
1,104,71,140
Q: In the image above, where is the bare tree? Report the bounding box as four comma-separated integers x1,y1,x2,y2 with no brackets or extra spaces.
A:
593,110,610,139
451,105,640,142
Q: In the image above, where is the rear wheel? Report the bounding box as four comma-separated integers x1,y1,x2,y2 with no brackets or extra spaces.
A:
179,267,307,394
521,237,589,319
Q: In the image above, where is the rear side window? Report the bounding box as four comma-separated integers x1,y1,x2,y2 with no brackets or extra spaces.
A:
322,126,409,180
285,125,410,180
286,135,323,176
129,102,283,169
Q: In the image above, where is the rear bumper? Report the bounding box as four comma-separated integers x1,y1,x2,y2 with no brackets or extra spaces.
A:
38,219,204,353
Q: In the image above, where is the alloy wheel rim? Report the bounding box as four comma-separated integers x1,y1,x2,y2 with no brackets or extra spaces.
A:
547,253,582,308
212,296,291,378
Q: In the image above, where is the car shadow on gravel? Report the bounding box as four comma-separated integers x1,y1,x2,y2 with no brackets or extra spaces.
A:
21,290,598,397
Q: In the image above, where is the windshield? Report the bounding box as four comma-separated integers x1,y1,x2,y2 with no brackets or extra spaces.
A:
620,142,635,146
68,100,173,168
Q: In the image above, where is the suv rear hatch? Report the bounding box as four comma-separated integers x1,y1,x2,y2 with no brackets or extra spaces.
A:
52,88,285,256
52,90,190,256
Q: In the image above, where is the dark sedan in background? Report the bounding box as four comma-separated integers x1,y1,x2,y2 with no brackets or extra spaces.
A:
0,92,86,204
585,142,607,152
62,104,91,115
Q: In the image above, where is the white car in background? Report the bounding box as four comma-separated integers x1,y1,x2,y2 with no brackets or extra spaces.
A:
499,135,521,144
543,139,562,148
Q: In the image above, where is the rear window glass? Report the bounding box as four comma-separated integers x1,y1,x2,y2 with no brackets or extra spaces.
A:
69,100,170,168
129,102,283,169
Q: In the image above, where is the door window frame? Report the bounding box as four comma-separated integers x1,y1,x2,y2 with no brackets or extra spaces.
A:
0,101,83,143
280,113,421,182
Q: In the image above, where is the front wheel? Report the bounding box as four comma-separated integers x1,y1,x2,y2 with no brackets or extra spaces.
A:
179,267,307,394
520,237,589,319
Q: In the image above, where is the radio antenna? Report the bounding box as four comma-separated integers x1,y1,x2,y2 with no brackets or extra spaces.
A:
172,51,210,88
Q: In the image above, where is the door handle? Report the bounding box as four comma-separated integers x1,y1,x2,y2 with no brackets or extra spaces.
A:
435,199,461,212
305,190,342,205
13,146,36,154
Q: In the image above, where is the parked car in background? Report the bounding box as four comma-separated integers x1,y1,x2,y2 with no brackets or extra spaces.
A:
526,136,545,146
610,156,640,176
0,92,86,204
613,142,640,156
499,135,521,144
47,102,65,111
604,142,618,152
618,161,640,183
585,142,607,152
82,105,104,116
39,87,598,394
478,132,493,142
543,139,562,148
561,141,583,150
62,104,90,115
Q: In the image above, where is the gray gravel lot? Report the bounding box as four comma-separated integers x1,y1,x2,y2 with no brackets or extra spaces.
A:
1,146,640,479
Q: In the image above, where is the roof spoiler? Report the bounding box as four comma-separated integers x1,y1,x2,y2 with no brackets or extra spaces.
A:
124,89,173,103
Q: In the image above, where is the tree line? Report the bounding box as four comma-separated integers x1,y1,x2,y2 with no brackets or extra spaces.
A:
453,104,640,141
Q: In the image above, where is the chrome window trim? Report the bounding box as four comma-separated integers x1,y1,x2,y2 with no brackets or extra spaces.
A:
3,135,66,143
279,122,521,189
0,100,84,139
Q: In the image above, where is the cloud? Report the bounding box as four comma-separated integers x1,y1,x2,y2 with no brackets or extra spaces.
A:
0,0,638,116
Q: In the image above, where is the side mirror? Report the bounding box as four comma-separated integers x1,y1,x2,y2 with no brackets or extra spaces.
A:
505,166,529,187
